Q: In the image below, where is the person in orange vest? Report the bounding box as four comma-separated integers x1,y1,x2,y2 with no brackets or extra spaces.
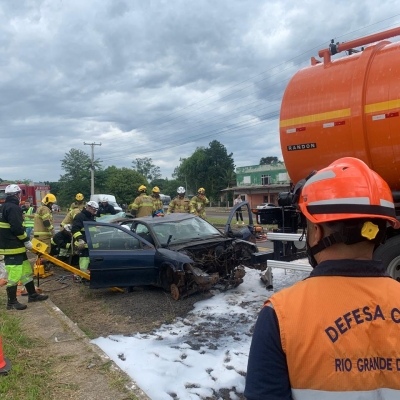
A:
245,157,400,399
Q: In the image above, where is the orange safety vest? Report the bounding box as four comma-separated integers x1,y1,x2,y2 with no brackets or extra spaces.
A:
267,270,400,399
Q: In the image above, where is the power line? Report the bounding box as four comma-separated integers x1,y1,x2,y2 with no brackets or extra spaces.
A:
99,17,400,164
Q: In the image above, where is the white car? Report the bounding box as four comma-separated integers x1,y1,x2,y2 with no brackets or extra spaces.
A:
256,203,278,210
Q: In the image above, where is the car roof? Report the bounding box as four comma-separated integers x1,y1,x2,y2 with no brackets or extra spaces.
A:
135,213,197,225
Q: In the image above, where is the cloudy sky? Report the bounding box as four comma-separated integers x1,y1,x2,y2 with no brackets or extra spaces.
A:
1,1,400,182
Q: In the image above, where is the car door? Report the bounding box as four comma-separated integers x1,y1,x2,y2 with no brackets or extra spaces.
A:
224,200,256,242
84,221,158,288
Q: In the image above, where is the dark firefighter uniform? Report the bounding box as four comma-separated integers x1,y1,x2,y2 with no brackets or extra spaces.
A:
129,193,154,218
96,203,116,217
167,196,190,214
51,230,72,260
244,259,400,399
0,196,48,309
0,197,32,286
71,208,96,272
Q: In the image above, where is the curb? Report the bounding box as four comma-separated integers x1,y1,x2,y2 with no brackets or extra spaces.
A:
43,298,151,400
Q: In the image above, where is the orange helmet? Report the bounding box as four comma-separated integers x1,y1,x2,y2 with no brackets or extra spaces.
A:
298,157,400,228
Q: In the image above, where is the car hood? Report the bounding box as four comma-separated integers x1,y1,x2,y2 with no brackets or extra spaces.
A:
168,236,231,251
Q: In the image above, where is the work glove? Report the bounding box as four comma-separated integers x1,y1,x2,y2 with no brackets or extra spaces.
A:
77,239,86,250
24,241,33,250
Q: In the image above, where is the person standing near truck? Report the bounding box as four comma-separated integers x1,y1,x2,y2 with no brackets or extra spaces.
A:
0,184,48,310
129,185,154,218
167,187,190,214
189,188,209,219
245,157,400,399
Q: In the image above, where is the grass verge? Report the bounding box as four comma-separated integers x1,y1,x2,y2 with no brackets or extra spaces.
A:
0,290,54,399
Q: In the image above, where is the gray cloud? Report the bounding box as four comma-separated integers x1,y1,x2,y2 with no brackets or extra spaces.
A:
0,0,399,182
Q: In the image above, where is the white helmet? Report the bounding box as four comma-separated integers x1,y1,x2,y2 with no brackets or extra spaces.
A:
86,200,99,210
177,186,186,194
101,196,108,203
64,224,72,233
5,184,21,196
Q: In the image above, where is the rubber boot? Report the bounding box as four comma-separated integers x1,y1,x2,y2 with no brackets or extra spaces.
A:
25,281,49,303
6,286,27,310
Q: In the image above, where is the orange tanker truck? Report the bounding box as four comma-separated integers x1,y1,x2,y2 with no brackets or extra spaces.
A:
263,27,400,280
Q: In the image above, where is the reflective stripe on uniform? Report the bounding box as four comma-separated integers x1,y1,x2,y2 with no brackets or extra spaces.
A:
17,233,27,240
0,222,11,228
34,232,52,236
38,212,51,219
0,247,26,255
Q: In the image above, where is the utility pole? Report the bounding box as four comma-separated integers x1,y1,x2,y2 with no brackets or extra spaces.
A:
83,142,102,196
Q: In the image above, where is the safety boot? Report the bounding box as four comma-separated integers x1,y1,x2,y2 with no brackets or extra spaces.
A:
6,286,27,310
25,281,49,302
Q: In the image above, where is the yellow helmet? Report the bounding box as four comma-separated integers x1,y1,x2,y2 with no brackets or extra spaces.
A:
75,193,84,201
42,193,57,205
138,185,147,192
197,187,205,194
152,186,160,193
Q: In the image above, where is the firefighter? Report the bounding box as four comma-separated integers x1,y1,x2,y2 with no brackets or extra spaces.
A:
0,184,48,310
151,187,163,216
96,197,117,217
51,224,73,263
60,207,80,230
245,157,400,399
34,193,57,252
189,188,209,219
129,185,154,218
22,200,35,238
69,193,85,212
167,187,190,214
71,201,98,273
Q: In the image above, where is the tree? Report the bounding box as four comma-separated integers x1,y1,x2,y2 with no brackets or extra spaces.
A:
132,157,162,182
57,148,101,207
102,166,148,205
151,178,181,199
174,140,235,201
260,156,280,165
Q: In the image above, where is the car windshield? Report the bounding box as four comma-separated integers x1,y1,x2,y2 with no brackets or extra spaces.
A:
96,212,126,222
152,217,222,246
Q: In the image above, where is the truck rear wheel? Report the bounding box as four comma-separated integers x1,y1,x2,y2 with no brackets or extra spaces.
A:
373,236,400,282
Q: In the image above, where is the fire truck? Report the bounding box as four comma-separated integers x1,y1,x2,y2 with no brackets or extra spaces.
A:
0,182,51,212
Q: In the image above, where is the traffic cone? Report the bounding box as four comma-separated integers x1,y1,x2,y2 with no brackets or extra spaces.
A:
0,336,12,375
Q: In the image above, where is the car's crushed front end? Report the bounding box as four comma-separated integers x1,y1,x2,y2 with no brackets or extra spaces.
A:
165,236,259,299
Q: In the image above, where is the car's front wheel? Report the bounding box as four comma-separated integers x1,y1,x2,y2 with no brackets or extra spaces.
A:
170,284,180,300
